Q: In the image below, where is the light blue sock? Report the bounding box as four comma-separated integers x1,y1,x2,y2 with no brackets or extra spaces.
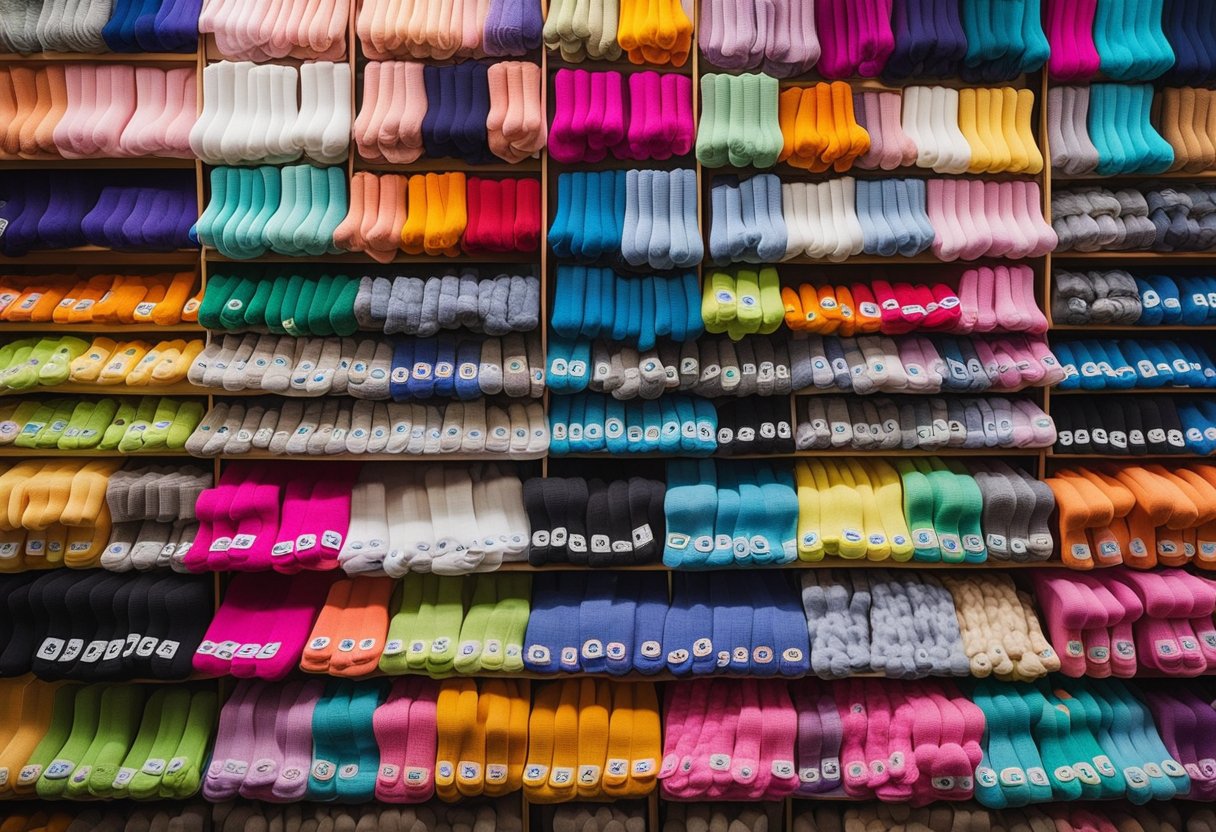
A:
663,459,718,568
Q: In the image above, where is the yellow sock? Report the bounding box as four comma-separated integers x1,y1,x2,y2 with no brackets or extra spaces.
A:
599,682,634,799
455,684,487,798
624,682,660,797
69,338,118,384
844,459,890,561
616,0,641,52
96,341,151,385
401,175,428,255
19,461,75,531
986,88,1012,172
575,679,610,799
60,461,120,528
794,460,825,561
506,680,529,794
959,88,991,173
126,340,178,387
152,339,202,385
820,461,866,558
702,270,736,333
864,459,914,561
523,682,559,801
435,680,476,802
0,679,59,797
480,680,512,798
1014,88,1043,174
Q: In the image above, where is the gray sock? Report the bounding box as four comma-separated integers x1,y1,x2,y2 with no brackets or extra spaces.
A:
507,274,540,332
826,398,852,448
525,333,544,398
268,400,306,455
205,402,245,456
485,404,511,454
483,276,512,336
656,341,681,392
456,271,481,329
331,337,357,395
734,339,758,397
386,403,413,453
252,405,278,449
324,403,352,454
437,274,461,330
697,340,723,397
345,400,375,454
677,339,699,390
974,467,1016,561
501,333,531,397
284,401,322,454
225,405,264,455
306,400,341,454
367,402,392,453
617,346,641,399
637,349,667,399
478,337,504,395
184,402,228,456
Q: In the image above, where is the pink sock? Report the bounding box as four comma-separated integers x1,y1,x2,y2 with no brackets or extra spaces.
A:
985,182,1017,258
270,679,324,802
238,683,292,796
707,685,740,799
659,681,707,795
1102,576,1145,675
53,64,85,159
729,680,764,795
66,64,101,156
752,681,798,800
836,679,870,797
628,72,662,161
1011,265,1048,334
959,180,995,261
226,469,284,572
400,678,440,802
270,475,320,574
229,570,337,680
119,67,163,157
1024,336,1065,385
92,64,136,158
186,464,251,572
668,73,694,157
374,678,419,802
683,682,729,798
203,679,262,800
925,179,962,262
1015,180,1058,256
955,268,980,333
193,572,271,677
1034,573,1100,675
923,284,962,330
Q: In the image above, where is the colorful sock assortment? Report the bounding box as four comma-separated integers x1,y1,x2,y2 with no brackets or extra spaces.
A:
0,64,196,160
1158,87,1216,174
798,395,1056,451
549,170,703,270
697,0,819,76
1046,464,1216,569
197,0,349,60
550,69,694,164
0,0,201,54
195,165,348,260
0,171,196,255
776,82,871,173
1,570,211,680
1055,337,1216,391
190,61,351,166
333,172,540,263
1047,0,1176,82
1053,185,1216,253
695,73,784,169
1052,397,1216,457
783,266,1049,336
0,271,199,326
523,476,665,567
1034,568,1216,678
1049,85,1174,176
800,569,972,679
100,463,207,573
181,462,529,574
551,268,703,349
190,332,543,401
0,396,203,454
355,61,545,165
13,680,217,801
356,0,542,59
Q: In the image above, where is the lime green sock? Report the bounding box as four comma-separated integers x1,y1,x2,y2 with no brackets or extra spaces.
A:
116,398,160,453
729,268,763,339
158,689,216,799
64,685,143,799
37,337,90,387
5,338,64,389
13,401,57,449
69,398,118,450
406,575,440,672
756,267,784,334
126,688,192,800
486,573,530,673
17,684,79,793
98,400,137,450
1,401,42,447
702,271,736,333
33,400,78,449
454,575,497,674
380,578,423,675
167,401,204,449
136,398,181,450
424,576,467,676
0,338,36,374
37,684,105,798
105,688,167,799
0,341,40,388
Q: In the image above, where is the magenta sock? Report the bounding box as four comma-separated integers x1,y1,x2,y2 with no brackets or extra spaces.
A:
292,465,359,569
186,464,251,572
229,570,338,680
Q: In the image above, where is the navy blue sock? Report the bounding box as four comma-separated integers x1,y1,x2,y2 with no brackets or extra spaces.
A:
153,0,202,52
524,572,584,674
632,573,669,675
133,0,168,51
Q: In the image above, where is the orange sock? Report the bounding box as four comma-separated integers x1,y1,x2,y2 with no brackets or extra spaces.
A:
31,65,66,157
1045,476,1102,568
300,579,355,673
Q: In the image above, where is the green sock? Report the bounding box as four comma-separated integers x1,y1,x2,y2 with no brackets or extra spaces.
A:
197,273,234,330
1019,685,1083,803
944,461,988,563
270,275,304,334
701,270,736,333
100,688,168,799
13,400,57,449
96,399,134,450
0,338,36,375
116,398,160,453
729,74,758,168
242,279,274,330
329,274,360,337
405,575,440,673
167,401,204,449
158,689,217,799
3,338,60,390
0,341,39,388
756,267,784,334
896,460,939,561
137,398,181,450
18,684,80,791
755,74,784,168
33,400,78,449
695,74,725,168
1,400,42,446
922,461,967,563
37,684,105,799
126,688,191,800
730,268,763,338
708,74,732,167
287,278,319,337
218,276,258,331
454,575,497,674
480,573,531,673
305,273,335,336
64,685,143,799
308,682,354,801
424,576,468,676
381,578,423,675
38,337,89,387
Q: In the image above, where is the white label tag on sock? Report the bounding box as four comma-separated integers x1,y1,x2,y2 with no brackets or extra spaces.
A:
36,638,64,661
142,758,167,775
311,760,336,782
112,767,137,788
257,642,281,659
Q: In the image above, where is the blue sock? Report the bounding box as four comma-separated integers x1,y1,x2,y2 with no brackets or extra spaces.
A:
581,393,606,452
308,682,353,801
658,396,682,453
455,339,481,400
336,681,388,802
663,460,718,568
632,574,670,675
605,397,628,454
638,277,657,351
692,397,718,454
602,573,639,676
763,570,811,676
710,465,740,567
578,572,617,673
524,572,584,673
709,571,752,673
759,464,800,563
663,573,715,676
390,340,415,401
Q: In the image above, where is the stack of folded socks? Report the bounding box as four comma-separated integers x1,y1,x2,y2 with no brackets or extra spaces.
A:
549,170,703,270
786,680,844,797
1158,87,1216,173
188,398,549,459
658,678,799,801
784,332,1065,395
1049,85,1174,176
812,0,895,79
1127,272,1216,326
795,802,1201,832
353,271,541,336
551,268,703,349
1051,396,1216,456
855,179,936,257
1048,0,1177,81
0,0,201,54
773,178,863,262
0,171,196,255
925,178,1057,260
0,64,197,159
799,569,971,679
1053,184,1216,253
0,335,198,390
299,576,414,677
550,69,694,164
0,271,199,326
461,177,542,254
181,462,529,574
783,266,1049,336
2,570,211,681
942,574,1060,680
524,571,810,677
695,73,784,169
798,395,1056,451
198,0,348,60
99,463,208,573
542,0,622,61
790,458,914,563
356,61,545,164
1034,568,1216,678
614,0,694,65
852,90,919,170
971,675,1191,807
190,61,351,166
697,0,820,76
195,165,348,259
880,0,969,81
1143,688,1216,800
701,267,784,339
525,679,661,803
898,86,972,174
777,82,871,172
0,460,124,572
554,805,650,832
193,570,337,680
708,175,795,263
1054,337,1216,390
1045,464,1216,570
376,573,531,676
662,460,798,567
357,0,543,59
547,334,794,398
0,396,204,454
190,332,544,401
18,681,216,801
714,397,796,455
522,476,665,566
548,393,717,456
1051,268,1144,325
429,677,530,801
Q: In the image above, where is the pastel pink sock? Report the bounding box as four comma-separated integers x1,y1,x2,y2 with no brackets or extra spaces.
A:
683,682,729,797
203,679,261,800
1015,180,1058,256
926,178,964,262
708,685,740,799
929,690,976,800
729,680,764,795
1034,573,1098,675
1103,576,1145,676
237,684,292,795
385,61,426,163
985,182,1017,258
1024,336,1065,385
118,67,163,157
753,681,798,800
959,180,994,261
270,679,324,802
92,64,137,158
399,679,440,802
374,678,417,802
52,64,84,159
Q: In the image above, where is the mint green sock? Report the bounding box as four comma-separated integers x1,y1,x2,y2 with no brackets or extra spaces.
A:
897,460,939,561
381,578,423,676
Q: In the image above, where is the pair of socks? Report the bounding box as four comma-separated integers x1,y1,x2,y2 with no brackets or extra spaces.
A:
551,267,702,349
195,165,347,260
942,574,1060,680
548,393,717,457
522,476,665,566
813,0,895,79
550,69,693,164
881,0,969,80
778,177,865,262
853,90,919,170
798,395,1056,452
1091,0,1177,80
958,87,1044,174
777,82,871,173
615,0,693,65
190,61,350,167
697,0,819,76
357,0,542,59
926,178,1057,261
1131,273,1216,326
0,64,195,160
198,0,347,61
696,73,784,169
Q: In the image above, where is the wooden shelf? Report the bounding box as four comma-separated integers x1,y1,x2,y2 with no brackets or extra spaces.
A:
353,158,543,175
0,381,205,397
0,447,194,458
495,559,1066,572
1053,251,1216,263
0,322,204,334
0,157,196,170
1051,387,1216,395
1053,170,1216,183
0,51,197,63
558,447,1045,460
206,449,548,462
205,250,540,265
1049,324,1216,332
0,248,199,266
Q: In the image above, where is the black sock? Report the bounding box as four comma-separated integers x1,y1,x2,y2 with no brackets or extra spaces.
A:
605,479,635,566
33,571,97,681
523,477,551,566
149,575,214,680
585,479,614,568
